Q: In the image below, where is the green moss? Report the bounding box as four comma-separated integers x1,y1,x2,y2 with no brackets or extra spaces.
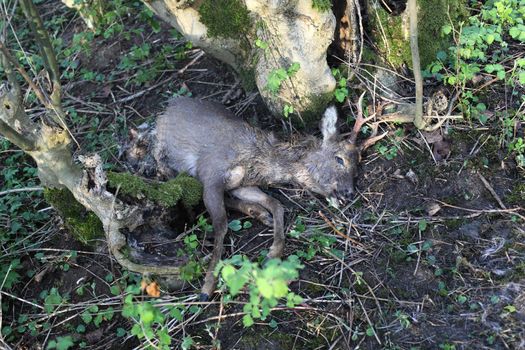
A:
298,92,335,127
107,172,202,208
311,0,332,12
369,0,468,68
198,0,251,39
44,188,104,245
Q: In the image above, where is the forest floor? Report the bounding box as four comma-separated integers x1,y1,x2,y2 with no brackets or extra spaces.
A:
1,1,524,350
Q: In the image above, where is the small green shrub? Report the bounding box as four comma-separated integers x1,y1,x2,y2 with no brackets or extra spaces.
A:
215,255,304,327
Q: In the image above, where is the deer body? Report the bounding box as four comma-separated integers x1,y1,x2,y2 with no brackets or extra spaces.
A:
154,97,359,299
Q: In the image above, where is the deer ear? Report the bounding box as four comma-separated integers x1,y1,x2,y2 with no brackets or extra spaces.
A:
321,106,338,144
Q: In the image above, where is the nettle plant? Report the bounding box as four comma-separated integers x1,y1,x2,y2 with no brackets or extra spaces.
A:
215,255,304,327
426,0,525,164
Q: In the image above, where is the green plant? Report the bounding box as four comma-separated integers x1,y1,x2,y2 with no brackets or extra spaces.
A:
427,0,525,164
394,310,411,328
46,336,75,350
331,68,349,103
266,62,300,94
215,255,304,327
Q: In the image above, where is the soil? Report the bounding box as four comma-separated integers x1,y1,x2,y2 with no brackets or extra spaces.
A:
2,1,524,350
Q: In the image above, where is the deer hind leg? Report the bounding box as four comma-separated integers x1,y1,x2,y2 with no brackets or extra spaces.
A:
230,186,285,259
224,196,273,227
200,181,228,301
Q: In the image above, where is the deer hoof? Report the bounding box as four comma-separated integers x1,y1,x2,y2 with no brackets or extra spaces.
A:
199,293,210,302
258,212,273,227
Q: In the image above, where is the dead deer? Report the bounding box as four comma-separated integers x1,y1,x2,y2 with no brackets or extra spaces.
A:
153,96,383,300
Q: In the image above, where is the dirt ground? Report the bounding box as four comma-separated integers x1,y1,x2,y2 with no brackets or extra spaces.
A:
2,1,524,350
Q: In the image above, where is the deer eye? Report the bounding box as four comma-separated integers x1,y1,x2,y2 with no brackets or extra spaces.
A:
335,156,344,166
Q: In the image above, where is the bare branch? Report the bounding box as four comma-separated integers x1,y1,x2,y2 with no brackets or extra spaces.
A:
19,0,69,132
0,90,38,151
408,0,425,130
0,41,49,107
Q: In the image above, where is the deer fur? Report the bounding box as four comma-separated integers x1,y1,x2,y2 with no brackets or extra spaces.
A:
153,97,360,299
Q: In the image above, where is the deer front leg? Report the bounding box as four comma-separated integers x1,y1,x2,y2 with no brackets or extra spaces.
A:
200,182,228,301
224,196,273,227
230,186,285,259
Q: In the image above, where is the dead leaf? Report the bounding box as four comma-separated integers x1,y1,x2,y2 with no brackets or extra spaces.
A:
146,282,161,297
426,203,441,216
392,169,404,179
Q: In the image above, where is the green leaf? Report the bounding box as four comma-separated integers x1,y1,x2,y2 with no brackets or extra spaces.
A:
366,327,375,337
228,220,242,232
181,336,194,350
242,314,254,327
243,221,253,229
81,310,92,324
221,265,236,281
418,219,427,232
442,25,452,35
457,295,467,304
255,39,268,49
140,307,155,325
504,305,517,313
269,319,278,328
485,34,495,44
110,285,120,296
518,71,525,84
272,280,288,298
496,70,505,80
53,336,74,350
422,240,432,251
257,278,273,299
509,26,520,39
407,244,419,254
287,62,300,76
116,327,126,337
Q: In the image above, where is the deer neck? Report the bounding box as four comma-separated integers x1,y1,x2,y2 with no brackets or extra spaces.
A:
255,139,317,188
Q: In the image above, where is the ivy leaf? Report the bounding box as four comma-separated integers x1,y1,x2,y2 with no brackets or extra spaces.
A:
228,220,242,232
407,244,419,254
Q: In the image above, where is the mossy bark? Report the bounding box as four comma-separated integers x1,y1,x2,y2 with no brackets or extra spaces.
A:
44,188,104,245
368,0,468,69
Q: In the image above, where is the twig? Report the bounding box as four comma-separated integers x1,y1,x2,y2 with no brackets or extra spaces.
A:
477,172,506,209
0,186,44,196
433,199,524,220
318,210,367,249
178,50,205,75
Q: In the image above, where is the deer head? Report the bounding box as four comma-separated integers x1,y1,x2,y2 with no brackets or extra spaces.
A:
301,94,387,206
